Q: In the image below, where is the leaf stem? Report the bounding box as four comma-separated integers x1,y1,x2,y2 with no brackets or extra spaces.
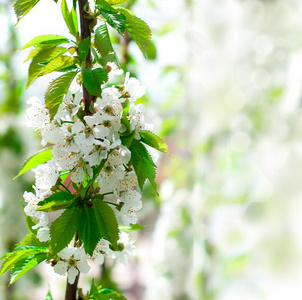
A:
60,182,72,194
104,201,119,207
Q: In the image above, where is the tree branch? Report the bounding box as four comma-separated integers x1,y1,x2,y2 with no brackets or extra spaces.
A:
65,275,80,300
64,230,79,300
78,0,95,114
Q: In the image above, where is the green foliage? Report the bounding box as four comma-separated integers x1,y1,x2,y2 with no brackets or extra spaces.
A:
139,130,170,155
96,289,127,300
119,223,146,231
14,148,52,179
96,0,117,13
26,46,68,87
9,253,47,285
120,131,135,148
83,68,108,97
20,35,69,50
19,234,48,247
0,246,48,277
106,0,129,4
94,24,120,67
78,37,91,61
116,7,151,56
89,280,127,300
50,207,79,255
37,191,76,212
42,55,79,76
146,41,157,60
99,10,126,36
61,0,78,37
45,70,78,118
45,290,53,300
24,212,38,235
130,141,157,193
14,0,39,23
93,199,119,249
78,206,102,256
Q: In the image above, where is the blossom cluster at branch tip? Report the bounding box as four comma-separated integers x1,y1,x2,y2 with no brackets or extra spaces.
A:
23,71,150,283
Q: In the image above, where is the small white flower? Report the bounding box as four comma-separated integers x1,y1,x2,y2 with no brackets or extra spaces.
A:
108,232,136,265
107,62,124,79
83,139,111,166
26,97,49,129
114,171,138,193
56,90,82,120
41,120,62,146
108,144,131,166
92,239,109,265
97,161,125,194
53,247,90,284
95,88,123,118
34,161,59,193
37,226,50,242
124,72,146,102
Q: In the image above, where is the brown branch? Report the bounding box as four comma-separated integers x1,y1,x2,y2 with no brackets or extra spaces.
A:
64,230,79,300
78,0,95,114
65,275,80,300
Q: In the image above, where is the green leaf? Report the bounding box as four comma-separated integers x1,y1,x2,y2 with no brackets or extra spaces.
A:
95,24,114,57
14,0,39,23
146,41,157,60
24,213,37,235
106,0,129,4
20,35,69,50
83,68,108,97
139,130,169,155
120,131,135,148
93,199,119,248
26,46,68,87
24,44,59,63
90,278,99,296
96,289,127,300
0,247,48,276
45,290,53,300
116,7,151,56
45,70,78,118
19,234,48,247
36,200,74,212
100,11,126,36
96,0,117,13
50,207,79,255
78,206,102,256
37,191,75,206
129,141,157,193
119,223,146,231
14,148,52,179
42,56,78,75
78,37,91,61
9,253,47,285
61,0,78,37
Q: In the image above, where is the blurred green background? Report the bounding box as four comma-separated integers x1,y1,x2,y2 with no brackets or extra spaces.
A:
1,0,302,299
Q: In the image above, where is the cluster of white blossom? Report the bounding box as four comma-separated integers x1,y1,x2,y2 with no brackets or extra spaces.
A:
23,72,148,284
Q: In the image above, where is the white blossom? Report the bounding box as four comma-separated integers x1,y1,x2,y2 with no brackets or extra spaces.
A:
26,97,49,129
124,72,146,102
56,90,82,120
53,247,90,284
92,239,109,265
34,161,59,193
108,232,136,265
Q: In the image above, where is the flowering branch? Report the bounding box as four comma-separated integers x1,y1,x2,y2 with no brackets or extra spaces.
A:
0,0,169,299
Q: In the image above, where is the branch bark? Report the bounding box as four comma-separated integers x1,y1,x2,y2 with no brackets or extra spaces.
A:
65,275,80,300
64,229,79,300
78,0,95,114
